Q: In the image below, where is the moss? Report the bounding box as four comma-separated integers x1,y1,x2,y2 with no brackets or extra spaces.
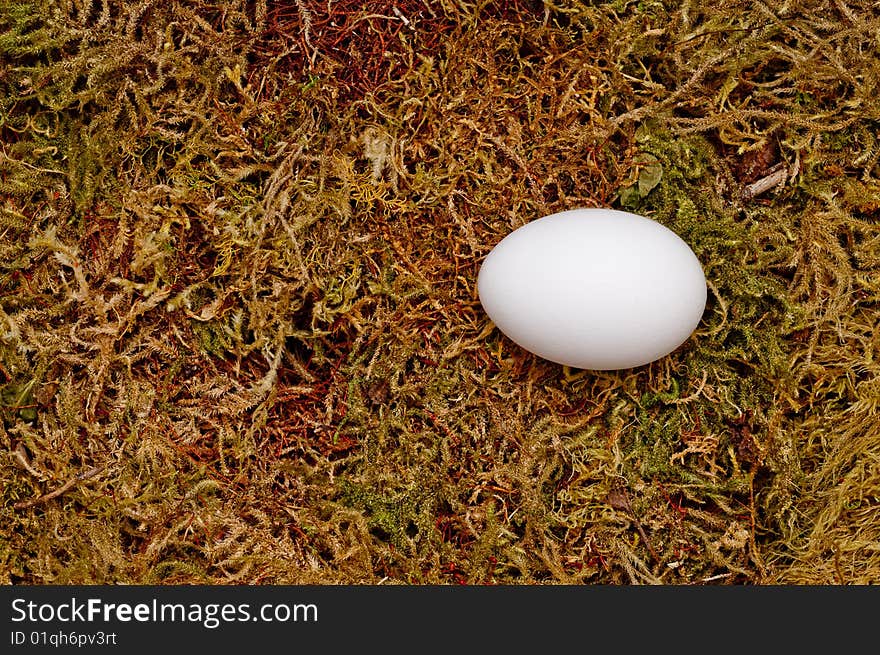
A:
2,0,879,585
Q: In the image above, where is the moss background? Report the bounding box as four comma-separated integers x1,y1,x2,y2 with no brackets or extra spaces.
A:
1,0,878,584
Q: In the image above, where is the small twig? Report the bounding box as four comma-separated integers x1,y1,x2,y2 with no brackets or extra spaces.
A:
391,6,412,28
607,486,660,563
741,162,788,201
14,464,110,510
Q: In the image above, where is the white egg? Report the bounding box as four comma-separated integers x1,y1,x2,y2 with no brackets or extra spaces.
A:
477,208,707,370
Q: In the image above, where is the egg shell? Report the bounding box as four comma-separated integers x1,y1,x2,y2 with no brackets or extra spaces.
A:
477,208,707,370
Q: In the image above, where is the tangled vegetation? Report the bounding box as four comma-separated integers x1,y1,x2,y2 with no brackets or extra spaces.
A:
1,0,878,584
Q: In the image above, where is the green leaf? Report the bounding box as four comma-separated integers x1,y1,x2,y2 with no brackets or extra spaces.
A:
618,184,641,208
638,155,663,196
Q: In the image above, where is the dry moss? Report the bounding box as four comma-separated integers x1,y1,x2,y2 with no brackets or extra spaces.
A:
2,0,879,585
